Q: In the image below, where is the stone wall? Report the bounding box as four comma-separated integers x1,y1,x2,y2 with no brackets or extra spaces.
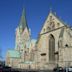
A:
59,47,72,67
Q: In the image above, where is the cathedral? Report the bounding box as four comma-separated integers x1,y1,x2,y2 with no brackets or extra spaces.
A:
6,9,72,70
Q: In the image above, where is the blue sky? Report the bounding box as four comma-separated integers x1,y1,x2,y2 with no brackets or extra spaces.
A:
0,0,72,60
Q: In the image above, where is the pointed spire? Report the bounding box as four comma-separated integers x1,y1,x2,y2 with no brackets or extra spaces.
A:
19,8,29,31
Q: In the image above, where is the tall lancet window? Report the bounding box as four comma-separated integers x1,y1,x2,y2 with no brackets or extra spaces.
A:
49,34,55,61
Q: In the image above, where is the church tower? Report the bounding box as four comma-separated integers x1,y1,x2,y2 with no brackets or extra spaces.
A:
15,8,31,51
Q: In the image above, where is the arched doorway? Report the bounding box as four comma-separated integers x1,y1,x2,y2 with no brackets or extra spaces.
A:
49,34,55,62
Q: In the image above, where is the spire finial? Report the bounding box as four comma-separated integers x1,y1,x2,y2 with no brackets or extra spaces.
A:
50,7,52,13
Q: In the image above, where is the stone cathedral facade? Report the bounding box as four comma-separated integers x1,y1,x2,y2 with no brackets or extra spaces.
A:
6,9,72,70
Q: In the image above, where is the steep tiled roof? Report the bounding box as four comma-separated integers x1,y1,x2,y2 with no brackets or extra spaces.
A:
19,8,29,31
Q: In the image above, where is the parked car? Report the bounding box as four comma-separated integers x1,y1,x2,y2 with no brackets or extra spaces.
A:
68,67,72,72
53,66,64,72
64,67,72,72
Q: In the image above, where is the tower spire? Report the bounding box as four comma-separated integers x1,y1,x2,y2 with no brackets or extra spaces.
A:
19,8,29,31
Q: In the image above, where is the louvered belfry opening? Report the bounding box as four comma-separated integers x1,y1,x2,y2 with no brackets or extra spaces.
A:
49,34,55,62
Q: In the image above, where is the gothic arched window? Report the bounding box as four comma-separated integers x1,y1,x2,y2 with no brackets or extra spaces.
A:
49,34,55,61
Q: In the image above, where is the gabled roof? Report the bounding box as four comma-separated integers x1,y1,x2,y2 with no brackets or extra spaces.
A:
8,50,20,58
37,10,71,44
40,10,69,34
19,8,29,31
